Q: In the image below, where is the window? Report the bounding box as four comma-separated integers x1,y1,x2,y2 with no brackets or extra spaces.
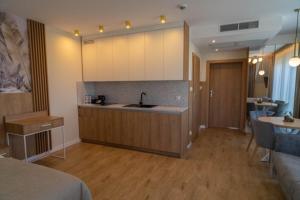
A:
272,45,297,113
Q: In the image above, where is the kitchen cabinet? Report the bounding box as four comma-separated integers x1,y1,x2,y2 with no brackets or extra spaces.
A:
82,42,97,81
82,25,188,81
78,106,188,157
164,28,184,80
112,36,129,81
144,30,164,80
97,38,113,81
128,33,145,80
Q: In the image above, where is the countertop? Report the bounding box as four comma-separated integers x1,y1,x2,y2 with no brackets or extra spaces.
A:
78,103,188,114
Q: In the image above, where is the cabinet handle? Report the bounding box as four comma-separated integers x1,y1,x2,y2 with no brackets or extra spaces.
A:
41,123,52,128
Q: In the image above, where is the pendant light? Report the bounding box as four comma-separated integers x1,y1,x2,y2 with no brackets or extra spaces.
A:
289,8,300,67
258,48,265,76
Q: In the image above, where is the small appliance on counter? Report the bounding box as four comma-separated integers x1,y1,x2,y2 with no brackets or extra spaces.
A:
92,95,106,105
92,95,110,106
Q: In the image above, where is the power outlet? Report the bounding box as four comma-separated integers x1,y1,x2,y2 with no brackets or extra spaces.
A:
176,96,182,101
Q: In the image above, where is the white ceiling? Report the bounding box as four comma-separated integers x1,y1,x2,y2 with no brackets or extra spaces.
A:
1,0,300,52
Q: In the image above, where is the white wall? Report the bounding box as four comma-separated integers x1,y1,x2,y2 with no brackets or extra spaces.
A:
45,26,82,149
199,50,248,81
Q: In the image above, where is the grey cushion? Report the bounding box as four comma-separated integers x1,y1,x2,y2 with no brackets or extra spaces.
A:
275,134,300,157
273,152,300,200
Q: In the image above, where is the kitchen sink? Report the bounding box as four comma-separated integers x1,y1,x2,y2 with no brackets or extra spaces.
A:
123,104,157,108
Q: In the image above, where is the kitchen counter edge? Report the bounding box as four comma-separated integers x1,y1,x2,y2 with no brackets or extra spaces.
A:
78,104,188,114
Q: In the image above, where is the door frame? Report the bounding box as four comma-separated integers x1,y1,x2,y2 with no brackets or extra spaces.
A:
205,59,248,130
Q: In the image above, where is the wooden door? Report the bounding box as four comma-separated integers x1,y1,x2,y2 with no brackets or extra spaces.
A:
192,54,201,140
209,62,243,128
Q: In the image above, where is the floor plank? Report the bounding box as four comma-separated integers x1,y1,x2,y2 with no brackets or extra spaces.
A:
35,128,284,200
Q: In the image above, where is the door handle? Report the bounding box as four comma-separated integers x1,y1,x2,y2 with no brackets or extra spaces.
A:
209,90,213,98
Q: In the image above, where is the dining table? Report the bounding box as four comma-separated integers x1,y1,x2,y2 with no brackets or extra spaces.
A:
258,116,300,129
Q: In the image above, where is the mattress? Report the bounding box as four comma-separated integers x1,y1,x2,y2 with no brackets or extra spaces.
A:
0,158,92,200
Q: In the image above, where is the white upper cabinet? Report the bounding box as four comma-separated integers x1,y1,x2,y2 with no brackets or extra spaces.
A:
128,33,145,81
164,28,184,80
112,36,129,81
82,42,97,81
145,30,164,80
97,38,113,81
82,26,187,81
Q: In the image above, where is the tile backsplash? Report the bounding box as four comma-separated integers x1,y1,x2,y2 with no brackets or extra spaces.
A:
77,81,188,107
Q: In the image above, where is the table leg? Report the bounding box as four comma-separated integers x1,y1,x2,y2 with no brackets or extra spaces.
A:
23,136,28,163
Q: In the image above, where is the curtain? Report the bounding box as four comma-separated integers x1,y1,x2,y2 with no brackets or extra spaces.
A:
294,66,300,118
272,45,297,113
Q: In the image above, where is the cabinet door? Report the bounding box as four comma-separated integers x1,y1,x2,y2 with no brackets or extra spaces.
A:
145,30,164,80
149,113,181,153
113,36,129,81
128,33,145,80
78,107,98,140
97,38,113,81
164,28,184,80
82,42,98,81
124,111,150,148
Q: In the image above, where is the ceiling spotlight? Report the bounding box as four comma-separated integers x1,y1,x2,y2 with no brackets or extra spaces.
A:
252,58,258,64
212,40,216,43
125,20,132,29
215,49,219,52
258,57,263,62
74,30,80,37
160,15,166,24
99,25,104,33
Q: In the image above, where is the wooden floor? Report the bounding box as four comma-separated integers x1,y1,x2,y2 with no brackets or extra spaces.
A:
36,128,284,200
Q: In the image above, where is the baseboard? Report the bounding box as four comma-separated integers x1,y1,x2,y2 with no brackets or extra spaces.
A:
27,138,81,162
200,125,206,129
51,138,81,152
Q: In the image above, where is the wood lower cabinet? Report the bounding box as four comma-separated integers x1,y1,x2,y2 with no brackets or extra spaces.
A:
78,106,189,157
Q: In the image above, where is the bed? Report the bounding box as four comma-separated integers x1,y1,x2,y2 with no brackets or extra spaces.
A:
0,158,92,200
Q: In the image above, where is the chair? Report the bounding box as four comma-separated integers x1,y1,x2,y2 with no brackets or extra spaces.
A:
272,134,300,200
273,100,288,117
246,110,274,151
250,118,276,162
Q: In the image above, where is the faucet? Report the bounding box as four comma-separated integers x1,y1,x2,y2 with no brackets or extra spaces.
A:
139,91,146,106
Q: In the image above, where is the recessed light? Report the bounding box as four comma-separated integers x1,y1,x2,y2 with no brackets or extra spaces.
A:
215,49,219,52
212,40,216,43
74,30,80,37
125,20,132,29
